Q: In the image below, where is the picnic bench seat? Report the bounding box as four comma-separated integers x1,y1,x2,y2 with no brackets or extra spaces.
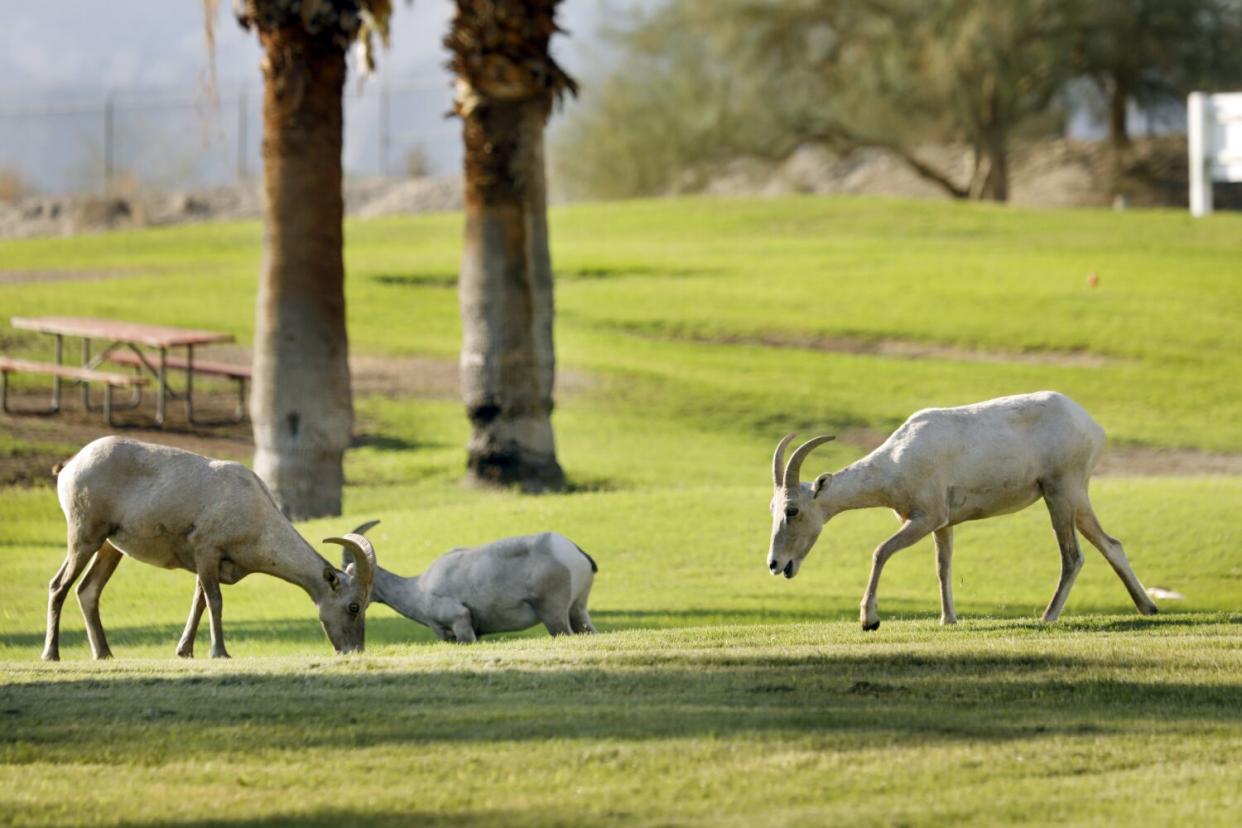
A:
0,356,148,425
105,351,250,422
105,350,252,380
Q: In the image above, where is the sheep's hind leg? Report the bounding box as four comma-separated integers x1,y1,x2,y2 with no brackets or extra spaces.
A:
75,542,123,659
532,580,575,636
569,600,595,634
1077,507,1158,616
193,549,229,658
43,533,101,661
176,581,207,658
534,601,573,636
933,526,957,626
1040,490,1084,622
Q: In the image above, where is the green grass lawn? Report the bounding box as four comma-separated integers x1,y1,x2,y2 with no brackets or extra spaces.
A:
2,195,1241,825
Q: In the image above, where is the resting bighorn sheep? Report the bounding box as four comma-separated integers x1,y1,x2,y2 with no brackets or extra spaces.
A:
345,529,597,642
768,391,1159,630
46,436,376,660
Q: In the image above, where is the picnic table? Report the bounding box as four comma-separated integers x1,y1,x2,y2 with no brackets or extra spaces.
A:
8,315,240,426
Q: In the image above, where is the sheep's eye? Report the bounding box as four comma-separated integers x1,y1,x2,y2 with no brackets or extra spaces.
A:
348,602,360,615
785,507,799,519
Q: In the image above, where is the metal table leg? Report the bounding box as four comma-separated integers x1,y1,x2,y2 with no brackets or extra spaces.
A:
156,347,167,427
51,335,63,413
184,345,195,423
81,338,91,410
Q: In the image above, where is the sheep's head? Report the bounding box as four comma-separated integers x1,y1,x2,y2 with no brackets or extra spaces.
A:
768,433,835,579
319,528,378,654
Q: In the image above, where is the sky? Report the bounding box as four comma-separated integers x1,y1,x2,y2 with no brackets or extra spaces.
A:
0,1,638,96
0,1,652,192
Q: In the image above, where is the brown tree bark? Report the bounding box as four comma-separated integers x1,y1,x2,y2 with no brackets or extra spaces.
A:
448,0,574,491
458,95,563,490
250,24,353,518
1108,75,1132,150
977,126,1010,202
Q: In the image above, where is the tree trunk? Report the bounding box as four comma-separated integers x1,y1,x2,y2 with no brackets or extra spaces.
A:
250,25,353,519
1107,74,1132,198
979,135,1009,202
1108,74,1132,151
458,95,564,491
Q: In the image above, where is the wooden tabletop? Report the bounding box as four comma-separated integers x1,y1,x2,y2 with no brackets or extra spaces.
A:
10,316,234,348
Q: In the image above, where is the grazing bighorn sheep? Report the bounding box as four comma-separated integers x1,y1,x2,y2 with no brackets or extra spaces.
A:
46,436,376,660
768,391,1159,630
345,528,597,642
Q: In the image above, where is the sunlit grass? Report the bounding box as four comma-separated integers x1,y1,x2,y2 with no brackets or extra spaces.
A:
2,196,1241,825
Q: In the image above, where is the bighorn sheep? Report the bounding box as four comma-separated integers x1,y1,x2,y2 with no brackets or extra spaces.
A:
46,436,377,660
345,529,597,642
767,391,1159,630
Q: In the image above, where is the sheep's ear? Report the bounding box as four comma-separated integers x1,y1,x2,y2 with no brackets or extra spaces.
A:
350,519,380,536
323,566,341,591
812,472,833,497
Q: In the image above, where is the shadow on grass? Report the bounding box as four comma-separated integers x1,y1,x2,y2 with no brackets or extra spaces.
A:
993,614,1242,633
2,649,1239,760
114,813,546,828
372,272,457,289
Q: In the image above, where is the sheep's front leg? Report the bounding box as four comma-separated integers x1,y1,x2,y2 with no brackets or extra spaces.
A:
450,613,478,644
860,517,935,631
194,551,230,658
176,582,207,658
933,527,957,626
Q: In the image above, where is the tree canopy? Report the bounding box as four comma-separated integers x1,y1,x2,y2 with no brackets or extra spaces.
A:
557,0,1242,201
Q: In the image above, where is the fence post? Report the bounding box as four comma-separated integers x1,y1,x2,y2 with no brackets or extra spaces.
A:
103,92,115,194
379,81,390,177
237,87,248,182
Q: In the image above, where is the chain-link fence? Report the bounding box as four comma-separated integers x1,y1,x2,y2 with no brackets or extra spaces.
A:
0,79,461,197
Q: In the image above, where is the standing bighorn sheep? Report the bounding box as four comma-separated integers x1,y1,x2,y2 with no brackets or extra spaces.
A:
46,436,377,660
768,391,1159,629
346,529,597,642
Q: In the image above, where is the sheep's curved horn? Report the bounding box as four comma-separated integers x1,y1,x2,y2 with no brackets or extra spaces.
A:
350,519,381,536
323,533,376,597
773,433,797,487
783,435,836,488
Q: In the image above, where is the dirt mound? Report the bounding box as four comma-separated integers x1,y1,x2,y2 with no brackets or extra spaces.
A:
680,137,1241,210
0,175,464,239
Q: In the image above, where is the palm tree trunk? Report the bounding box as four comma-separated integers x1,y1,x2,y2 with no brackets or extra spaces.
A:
447,0,574,491
459,95,564,490
251,25,353,518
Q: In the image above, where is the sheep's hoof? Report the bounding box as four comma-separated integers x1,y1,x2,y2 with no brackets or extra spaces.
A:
176,648,193,659
939,616,957,626
41,649,59,662
93,650,114,661
861,619,880,632
1140,604,1159,616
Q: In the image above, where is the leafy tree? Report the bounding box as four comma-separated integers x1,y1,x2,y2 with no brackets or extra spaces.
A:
1073,0,1242,150
559,0,1078,201
446,1,575,490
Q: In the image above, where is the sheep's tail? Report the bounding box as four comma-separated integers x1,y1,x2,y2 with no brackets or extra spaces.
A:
51,461,67,478
573,542,598,573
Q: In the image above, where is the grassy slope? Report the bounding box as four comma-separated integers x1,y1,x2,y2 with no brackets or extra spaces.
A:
1,196,1241,825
